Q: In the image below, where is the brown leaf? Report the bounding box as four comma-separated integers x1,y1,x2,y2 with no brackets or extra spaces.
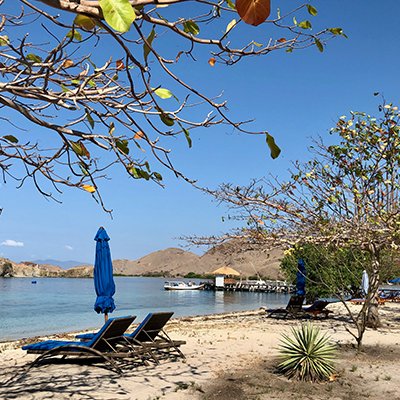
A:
61,59,74,68
208,57,216,67
236,0,271,26
134,130,145,139
116,59,124,71
277,37,286,43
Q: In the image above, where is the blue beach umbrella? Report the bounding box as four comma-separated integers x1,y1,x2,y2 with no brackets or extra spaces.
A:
296,258,306,296
94,227,116,321
361,270,369,298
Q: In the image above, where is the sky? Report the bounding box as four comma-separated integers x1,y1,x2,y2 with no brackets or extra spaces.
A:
1,1,400,264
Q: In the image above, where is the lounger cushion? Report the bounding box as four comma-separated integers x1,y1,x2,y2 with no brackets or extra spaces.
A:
22,340,90,351
23,315,135,352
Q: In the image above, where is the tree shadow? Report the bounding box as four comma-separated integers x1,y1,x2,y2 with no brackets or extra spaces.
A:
0,351,208,399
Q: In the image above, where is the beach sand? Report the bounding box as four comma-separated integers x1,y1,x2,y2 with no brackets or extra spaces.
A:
2,302,400,400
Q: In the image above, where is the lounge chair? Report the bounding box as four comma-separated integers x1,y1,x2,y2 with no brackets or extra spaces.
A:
22,315,137,372
77,311,185,361
302,300,333,318
266,295,305,319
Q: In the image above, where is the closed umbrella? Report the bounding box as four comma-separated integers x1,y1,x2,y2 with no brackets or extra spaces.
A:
296,258,306,296
361,270,369,298
94,227,116,322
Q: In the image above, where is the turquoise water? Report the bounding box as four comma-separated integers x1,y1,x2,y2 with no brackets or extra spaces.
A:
0,277,290,341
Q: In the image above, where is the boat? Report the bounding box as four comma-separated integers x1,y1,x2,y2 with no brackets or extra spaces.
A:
164,281,205,291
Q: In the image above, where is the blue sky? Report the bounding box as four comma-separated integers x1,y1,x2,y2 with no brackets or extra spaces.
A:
1,1,400,264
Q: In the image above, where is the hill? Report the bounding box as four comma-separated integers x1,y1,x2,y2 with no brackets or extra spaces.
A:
0,241,285,279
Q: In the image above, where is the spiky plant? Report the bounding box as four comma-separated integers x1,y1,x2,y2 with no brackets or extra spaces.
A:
277,323,336,381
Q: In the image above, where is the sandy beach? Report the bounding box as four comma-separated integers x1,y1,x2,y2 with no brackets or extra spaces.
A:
2,302,400,400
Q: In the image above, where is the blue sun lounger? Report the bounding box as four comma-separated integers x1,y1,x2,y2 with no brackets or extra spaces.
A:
22,315,137,372
76,312,186,361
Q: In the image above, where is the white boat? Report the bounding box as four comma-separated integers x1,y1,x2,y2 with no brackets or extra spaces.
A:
164,281,205,291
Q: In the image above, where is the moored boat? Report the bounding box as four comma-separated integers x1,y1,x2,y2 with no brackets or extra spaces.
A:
164,281,205,291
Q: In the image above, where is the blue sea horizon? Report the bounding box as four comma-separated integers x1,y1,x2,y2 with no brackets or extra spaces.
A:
0,276,290,341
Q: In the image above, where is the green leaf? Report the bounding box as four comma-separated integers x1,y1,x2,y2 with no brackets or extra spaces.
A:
85,110,95,128
157,107,174,126
153,87,177,100
130,167,150,180
183,128,192,148
143,27,156,63
153,172,163,181
0,35,10,46
298,20,312,29
66,30,82,41
329,27,344,35
160,113,174,126
61,84,70,92
116,139,129,154
314,38,324,52
266,133,281,159
26,53,42,63
99,0,136,33
225,0,236,10
3,135,18,143
74,14,96,30
71,79,81,85
139,170,150,180
88,80,96,88
306,5,318,16
79,163,89,176
183,20,200,36
70,141,90,158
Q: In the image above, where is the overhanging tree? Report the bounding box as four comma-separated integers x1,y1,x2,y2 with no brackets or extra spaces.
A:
189,102,400,347
0,0,344,212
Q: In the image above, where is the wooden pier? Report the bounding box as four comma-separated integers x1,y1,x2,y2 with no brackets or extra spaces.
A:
203,279,294,293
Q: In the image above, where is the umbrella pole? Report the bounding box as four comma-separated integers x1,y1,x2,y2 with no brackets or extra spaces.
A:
105,312,108,322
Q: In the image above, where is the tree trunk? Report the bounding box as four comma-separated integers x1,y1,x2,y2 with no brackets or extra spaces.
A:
366,246,381,329
366,296,381,329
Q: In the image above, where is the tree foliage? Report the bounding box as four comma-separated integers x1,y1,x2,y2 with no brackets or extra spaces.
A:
281,244,400,303
189,102,400,346
281,244,366,303
0,0,343,211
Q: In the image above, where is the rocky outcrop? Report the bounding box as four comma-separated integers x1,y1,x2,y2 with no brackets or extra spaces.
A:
0,258,14,277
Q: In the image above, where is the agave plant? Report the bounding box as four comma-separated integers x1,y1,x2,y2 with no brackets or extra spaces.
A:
277,322,336,381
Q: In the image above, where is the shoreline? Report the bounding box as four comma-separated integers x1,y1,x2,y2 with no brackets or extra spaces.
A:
2,303,400,399
0,308,264,348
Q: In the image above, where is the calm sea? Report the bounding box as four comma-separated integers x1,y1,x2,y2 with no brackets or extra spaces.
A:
0,277,290,341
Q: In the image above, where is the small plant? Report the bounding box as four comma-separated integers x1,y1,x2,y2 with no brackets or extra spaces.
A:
277,322,336,381
350,365,358,372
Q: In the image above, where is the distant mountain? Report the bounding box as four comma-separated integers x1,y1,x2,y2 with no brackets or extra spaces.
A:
29,259,88,269
1,240,285,279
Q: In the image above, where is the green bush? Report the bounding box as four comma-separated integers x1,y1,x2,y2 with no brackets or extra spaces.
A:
277,323,336,381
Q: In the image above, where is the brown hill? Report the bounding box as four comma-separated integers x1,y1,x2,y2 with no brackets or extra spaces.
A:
201,241,285,280
113,242,285,279
0,241,285,279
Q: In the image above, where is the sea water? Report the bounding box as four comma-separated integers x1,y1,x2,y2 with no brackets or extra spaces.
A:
0,277,290,341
